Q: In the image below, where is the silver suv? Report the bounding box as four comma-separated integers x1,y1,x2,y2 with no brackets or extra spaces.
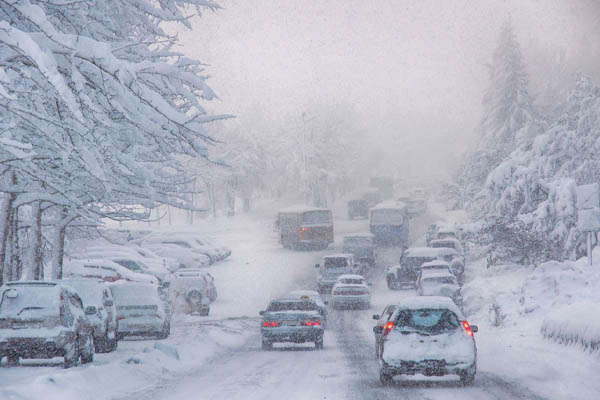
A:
0,281,94,368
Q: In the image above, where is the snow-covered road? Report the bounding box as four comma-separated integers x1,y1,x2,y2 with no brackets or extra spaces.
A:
1,205,598,400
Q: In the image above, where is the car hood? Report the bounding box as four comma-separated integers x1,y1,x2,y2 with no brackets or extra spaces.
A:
421,284,460,297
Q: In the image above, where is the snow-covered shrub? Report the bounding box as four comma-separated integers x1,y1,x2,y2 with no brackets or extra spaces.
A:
541,303,600,352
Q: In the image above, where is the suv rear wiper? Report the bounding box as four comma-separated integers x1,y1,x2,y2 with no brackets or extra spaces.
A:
17,306,44,316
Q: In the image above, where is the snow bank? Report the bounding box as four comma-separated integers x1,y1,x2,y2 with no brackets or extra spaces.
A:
541,302,600,352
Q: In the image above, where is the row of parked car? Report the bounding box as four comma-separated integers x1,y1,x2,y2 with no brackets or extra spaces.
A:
0,230,230,368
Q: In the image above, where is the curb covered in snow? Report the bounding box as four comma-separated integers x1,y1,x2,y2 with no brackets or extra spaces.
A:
541,303,600,352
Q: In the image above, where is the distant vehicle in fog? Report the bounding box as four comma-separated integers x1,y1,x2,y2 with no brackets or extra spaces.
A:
417,271,463,307
331,274,371,310
369,176,394,200
0,281,94,368
369,201,410,247
347,199,369,219
277,206,334,250
165,268,216,316
343,233,376,269
316,254,356,294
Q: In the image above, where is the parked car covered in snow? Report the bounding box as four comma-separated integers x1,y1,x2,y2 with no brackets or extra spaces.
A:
416,260,453,284
109,282,170,339
132,232,230,265
61,279,118,353
287,290,328,326
331,274,371,309
63,258,159,285
372,304,397,358
417,271,463,307
0,281,94,368
343,233,376,269
164,268,216,315
316,254,356,294
378,297,477,385
259,298,324,350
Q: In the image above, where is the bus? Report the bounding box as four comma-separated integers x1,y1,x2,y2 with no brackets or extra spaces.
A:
277,206,334,250
369,201,409,247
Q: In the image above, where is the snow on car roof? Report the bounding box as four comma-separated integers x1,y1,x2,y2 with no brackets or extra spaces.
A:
421,260,451,268
323,253,353,259
370,200,407,211
430,238,461,246
420,271,456,280
343,232,374,239
288,290,320,297
404,247,447,257
433,247,460,256
278,205,330,214
337,274,365,280
436,224,458,234
395,296,464,318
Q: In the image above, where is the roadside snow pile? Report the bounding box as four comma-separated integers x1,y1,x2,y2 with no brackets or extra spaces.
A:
541,302,600,352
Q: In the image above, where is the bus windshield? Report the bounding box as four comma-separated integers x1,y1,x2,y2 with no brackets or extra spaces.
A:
301,211,332,226
371,209,404,224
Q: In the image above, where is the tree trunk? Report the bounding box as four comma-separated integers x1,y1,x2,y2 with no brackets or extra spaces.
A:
52,208,69,280
11,205,21,280
25,201,43,280
0,172,16,285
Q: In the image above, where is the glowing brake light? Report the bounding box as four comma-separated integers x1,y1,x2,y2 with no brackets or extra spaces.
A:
386,321,394,331
303,320,321,327
301,227,308,232
263,321,279,327
462,321,473,336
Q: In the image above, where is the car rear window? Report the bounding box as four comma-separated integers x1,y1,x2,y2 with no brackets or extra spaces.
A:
267,301,318,312
301,211,332,225
340,278,364,285
395,308,459,333
0,286,60,319
324,258,349,269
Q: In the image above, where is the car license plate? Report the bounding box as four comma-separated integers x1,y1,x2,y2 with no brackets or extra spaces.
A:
282,320,299,326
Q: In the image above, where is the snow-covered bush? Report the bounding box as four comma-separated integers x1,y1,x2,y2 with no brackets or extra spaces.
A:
541,303,600,352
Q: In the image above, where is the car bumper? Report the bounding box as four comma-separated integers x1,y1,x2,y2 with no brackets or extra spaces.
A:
0,331,73,358
261,327,323,343
332,294,370,308
381,359,474,376
118,318,165,336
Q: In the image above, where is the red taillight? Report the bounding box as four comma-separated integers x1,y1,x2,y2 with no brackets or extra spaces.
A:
304,321,314,326
118,316,125,321
333,291,342,295
462,321,473,336
303,320,321,327
301,227,308,232
386,321,394,331
313,321,320,326
263,321,279,327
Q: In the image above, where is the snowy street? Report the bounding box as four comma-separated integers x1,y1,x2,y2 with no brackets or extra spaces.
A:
3,206,597,400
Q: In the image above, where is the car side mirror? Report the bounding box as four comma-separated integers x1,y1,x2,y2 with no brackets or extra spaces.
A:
104,299,114,307
471,325,478,333
373,326,383,334
259,310,265,316
315,264,320,269
372,314,380,320
84,306,97,316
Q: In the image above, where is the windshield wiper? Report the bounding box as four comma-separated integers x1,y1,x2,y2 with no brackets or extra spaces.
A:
17,306,44,316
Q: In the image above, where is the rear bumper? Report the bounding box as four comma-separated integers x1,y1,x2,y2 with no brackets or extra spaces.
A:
261,327,323,343
0,333,73,358
332,294,370,308
118,318,165,336
381,359,474,376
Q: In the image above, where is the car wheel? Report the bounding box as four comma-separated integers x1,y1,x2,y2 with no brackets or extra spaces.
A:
315,337,324,350
81,335,94,364
94,334,106,353
199,306,210,316
64,341,79,369
157,322,170,339
261,340,273,351
459,364,476,385
386,278,395,290
6,352,19,367
375,342,380,358
380,371,393,385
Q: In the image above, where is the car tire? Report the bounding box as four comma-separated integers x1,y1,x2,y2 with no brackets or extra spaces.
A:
81,335,94,364
380,371,393,385
459,365,476,385
106,337,118,352
6,353,19,367
157,323,170,339
64,341,78,369
386,278,395,290
262,340,273,351
200,306,210,316
315,337,324,350
375,342,380,358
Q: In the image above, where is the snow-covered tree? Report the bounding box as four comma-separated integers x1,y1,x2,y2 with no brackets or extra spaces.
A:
458,21,544,213
0,0,223,282
478,76,600,262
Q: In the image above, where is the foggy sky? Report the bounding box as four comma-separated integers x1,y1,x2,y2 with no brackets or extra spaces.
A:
176,0,600,179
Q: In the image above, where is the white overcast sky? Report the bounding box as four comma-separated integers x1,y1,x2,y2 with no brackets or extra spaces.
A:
174,0,600,177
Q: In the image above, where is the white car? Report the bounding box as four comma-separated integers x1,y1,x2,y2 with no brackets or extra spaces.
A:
109,281,170,339
417,271,462,306
379,296,477,385
316,254,356,294
331,274,371,309
135,242,210,269
132,232,230,265
164,268,216,315
416,260,453,283
63,258,159,285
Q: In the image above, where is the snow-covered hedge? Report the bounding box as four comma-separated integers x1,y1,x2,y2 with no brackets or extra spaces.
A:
541,303,600,352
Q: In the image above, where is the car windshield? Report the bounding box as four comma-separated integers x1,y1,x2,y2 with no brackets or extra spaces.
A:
432,241,457,250
301,211,332,225
0,286,60,319
422,276,457,286
114,259,144,272
395,308,460,334
267,301,318,312
324,258,349,269
371,209,404,224
62,282,103,306
404,256,436,269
